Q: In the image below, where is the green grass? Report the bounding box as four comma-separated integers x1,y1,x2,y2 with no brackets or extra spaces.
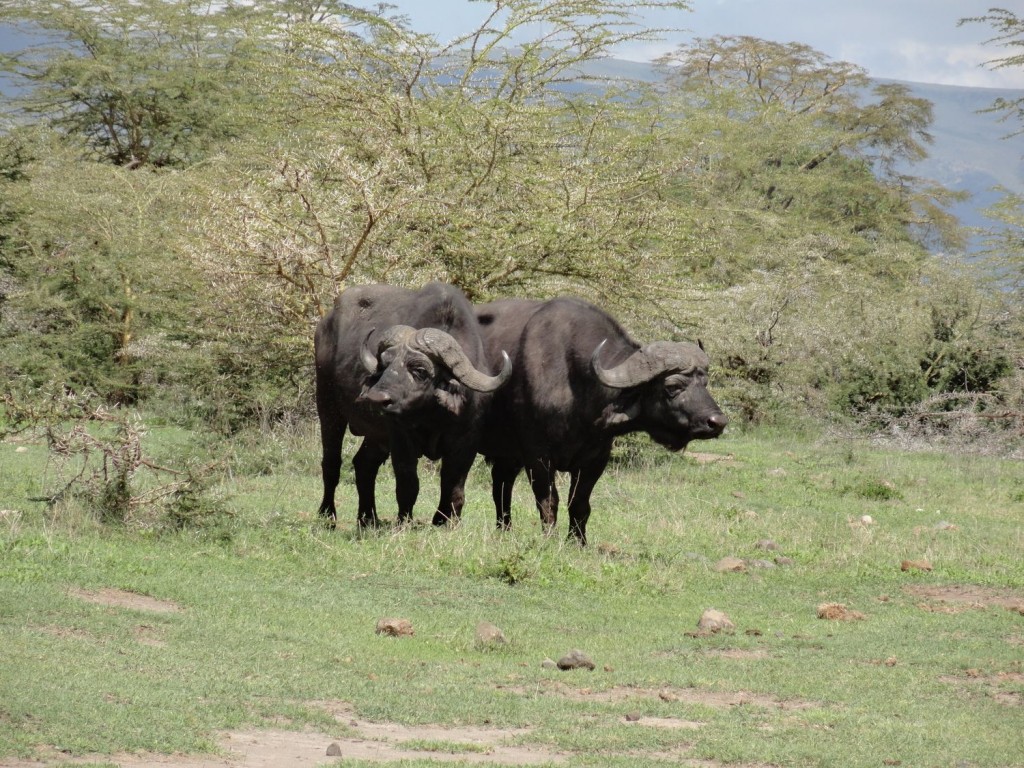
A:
1,423,1023,767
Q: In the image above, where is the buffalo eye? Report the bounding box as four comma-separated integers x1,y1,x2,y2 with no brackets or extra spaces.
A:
664,380,686,399
408,364,432,382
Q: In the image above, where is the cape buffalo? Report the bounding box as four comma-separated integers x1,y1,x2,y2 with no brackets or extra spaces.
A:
476,296,727,545
315,282,511,528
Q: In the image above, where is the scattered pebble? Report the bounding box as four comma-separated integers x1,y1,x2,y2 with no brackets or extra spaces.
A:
556,649,595,671
901,559,933,572
755,539,780,551
860,515,874,525
714,556,746,573
816,603,866,621
475,621,507,646
934,521,958,531
697,608,735,634
541,658,558,670
326,742,342,757
747,559,776,570
774,556,795,566
375,618,414,637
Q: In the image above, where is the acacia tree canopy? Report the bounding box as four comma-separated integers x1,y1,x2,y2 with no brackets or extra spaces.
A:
0,0,1016,433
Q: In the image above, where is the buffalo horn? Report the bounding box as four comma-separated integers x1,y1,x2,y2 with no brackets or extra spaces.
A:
359,325,417,373
591,339,708,389
411,328,512,392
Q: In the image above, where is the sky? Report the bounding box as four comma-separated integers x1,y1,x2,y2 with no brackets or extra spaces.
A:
375,0,1024,90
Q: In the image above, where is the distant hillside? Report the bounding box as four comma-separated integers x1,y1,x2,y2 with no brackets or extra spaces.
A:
881,79,1023,239
896,79,1024,197
2,21,1020,245
590,60,1022,181
583,59,1024,242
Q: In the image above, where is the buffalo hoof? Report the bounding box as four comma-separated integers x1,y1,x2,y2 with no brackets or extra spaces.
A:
431,511,461,527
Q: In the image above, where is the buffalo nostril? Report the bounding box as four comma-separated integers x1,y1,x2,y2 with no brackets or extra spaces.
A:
360,390,392,406
708,413,728,432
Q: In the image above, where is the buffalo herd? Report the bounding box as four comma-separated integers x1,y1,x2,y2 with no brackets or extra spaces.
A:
314,282,727,545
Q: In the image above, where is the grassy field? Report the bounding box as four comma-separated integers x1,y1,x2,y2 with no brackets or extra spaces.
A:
1,422,1022,767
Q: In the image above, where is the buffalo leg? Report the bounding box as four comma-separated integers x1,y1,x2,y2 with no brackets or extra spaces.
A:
390,439,420,525
316,410,346,528
352,439,388,528
526,459,559,535
491,458,522,530
432,449,476,526
566,453,609,547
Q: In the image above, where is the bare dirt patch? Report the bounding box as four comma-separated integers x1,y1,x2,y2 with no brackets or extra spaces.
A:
906,584,1024,614
685,452,737,466
219,724,563,766
0,703,565,768
69,587,182,614
939,671,1024,707
33,624,93,641
623,715,703,729
497,681,816,711
701,648,771,660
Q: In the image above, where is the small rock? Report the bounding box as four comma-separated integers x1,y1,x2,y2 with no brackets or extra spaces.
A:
714,556,746,573
624,711,642,722
375,618,414,637
934,521,958,531
475,621,507,646
900,559,933,572
697,608,735,634
816,602,866,621
747,559,776,570
541,658,558,670
860,515,874,525
755,539,780,551
556,649,595,671
326,742,342,757
15,446,28,453
774,556,794,566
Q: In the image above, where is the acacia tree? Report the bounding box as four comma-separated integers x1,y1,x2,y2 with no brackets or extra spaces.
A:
961,7,1024,291
960,8,1024,136
0,128,199,402
958,8,1024,430
194,1,691,325
0,0,262,167
645,35,1018,425
656,35,963,258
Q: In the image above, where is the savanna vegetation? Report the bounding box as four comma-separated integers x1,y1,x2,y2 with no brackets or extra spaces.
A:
0,0,1021,437
0,2,1023,766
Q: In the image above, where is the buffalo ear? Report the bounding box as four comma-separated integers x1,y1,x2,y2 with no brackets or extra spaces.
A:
435,380,466,416
697,338,705,352
594,402,638,430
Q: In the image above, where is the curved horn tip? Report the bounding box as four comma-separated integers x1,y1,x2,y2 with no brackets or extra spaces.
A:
497,349,512,380
467,349,512,393
359,327,379,374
